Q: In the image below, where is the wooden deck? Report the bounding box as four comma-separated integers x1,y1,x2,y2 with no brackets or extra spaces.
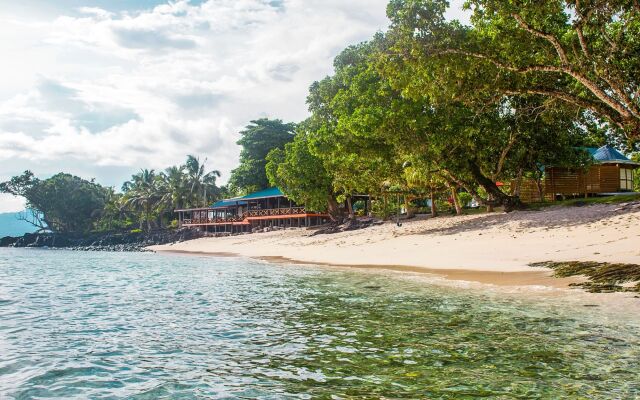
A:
181,207,329,227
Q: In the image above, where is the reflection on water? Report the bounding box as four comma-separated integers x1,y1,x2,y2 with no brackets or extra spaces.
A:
0,249,638,398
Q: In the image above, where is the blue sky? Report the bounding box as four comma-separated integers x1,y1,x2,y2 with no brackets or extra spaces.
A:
0,0,469,212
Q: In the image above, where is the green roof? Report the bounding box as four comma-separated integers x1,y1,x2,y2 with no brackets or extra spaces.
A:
239,187,284,200
208,187,285,209
211,199,247,209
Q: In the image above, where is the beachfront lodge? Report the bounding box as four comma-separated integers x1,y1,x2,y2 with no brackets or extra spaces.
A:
517,145,640,203
175,187,330,234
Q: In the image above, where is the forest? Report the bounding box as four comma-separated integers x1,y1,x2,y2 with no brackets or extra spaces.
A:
1,0,639,233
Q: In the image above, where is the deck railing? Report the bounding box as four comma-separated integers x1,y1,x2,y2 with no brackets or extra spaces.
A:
247,207,306,217
183,216,245,225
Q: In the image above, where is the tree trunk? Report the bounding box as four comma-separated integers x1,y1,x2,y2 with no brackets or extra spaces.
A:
146,204,152,231
536,178,544,202
441,169,484,207
383,194,389,220
514,168,524,198
404,195,415,218
346,196,355,219
326,195,344,223
468,160,523,212
449,184,462,215
430,188,437,218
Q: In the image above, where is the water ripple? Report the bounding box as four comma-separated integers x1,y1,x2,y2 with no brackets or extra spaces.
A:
0,248,639,398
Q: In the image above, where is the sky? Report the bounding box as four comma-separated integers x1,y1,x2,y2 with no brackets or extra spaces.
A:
0,0,469,212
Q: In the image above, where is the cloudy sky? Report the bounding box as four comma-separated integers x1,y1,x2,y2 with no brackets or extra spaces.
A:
0,0,468,212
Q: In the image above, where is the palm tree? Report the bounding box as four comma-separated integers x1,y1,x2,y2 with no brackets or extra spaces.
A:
158,165,188,211
123,169,162,231
184,155,221,207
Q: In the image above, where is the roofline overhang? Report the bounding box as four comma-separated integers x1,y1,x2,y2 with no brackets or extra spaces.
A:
242,195,288,201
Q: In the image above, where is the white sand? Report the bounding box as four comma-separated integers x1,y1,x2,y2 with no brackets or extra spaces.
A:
151,202,640,274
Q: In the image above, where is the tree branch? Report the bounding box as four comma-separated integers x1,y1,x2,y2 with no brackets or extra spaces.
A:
433,49,564,74
502,88,626,130
512,13,570,66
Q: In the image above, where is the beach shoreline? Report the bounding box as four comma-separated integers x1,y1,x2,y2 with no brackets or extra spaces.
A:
155,249,584,289
149,202,640,292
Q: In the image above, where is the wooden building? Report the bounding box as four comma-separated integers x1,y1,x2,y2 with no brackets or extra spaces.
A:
176,187,330,234
516,145,639,203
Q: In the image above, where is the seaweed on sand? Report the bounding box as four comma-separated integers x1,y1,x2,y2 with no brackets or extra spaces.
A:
530,261,640,293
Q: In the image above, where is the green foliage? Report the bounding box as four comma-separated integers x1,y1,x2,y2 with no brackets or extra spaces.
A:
457,192,473,207
229,118,296,194
384,0,640,143
370,197,398,220
119,155,222,231
130,228,143,234
0,171,109,233
1,154,224,234
266,129,336,214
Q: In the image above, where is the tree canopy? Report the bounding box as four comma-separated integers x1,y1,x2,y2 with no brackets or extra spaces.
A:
3,0,638,230
0,172,109,233
229,118,296,194
0,155,223,234
384,0,640,145
266,125,342,218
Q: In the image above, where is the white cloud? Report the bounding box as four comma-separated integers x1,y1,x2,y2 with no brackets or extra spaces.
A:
0,194,26,214
0,0,470,212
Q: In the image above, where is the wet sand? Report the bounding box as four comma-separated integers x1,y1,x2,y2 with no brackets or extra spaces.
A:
151,202,640,292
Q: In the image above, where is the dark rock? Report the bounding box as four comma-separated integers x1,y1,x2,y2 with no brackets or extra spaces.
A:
1,228,205,252
0,236,17,247
311,217,382,236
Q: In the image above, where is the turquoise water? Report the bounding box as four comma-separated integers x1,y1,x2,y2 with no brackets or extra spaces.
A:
0,249,639,399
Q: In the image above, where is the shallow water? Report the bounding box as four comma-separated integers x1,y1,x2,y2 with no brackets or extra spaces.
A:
0,249,639,399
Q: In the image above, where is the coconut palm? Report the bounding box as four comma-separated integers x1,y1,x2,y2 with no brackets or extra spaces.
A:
184,155,221,207
158,165,188,212
123,169,162,231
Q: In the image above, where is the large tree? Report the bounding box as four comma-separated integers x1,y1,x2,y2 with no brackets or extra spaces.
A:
266,128,343,220
0,171,109,233
229,118,296,194
385,0,640,144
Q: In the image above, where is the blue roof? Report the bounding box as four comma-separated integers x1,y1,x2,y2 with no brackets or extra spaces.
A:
592,145,635,163
210,187,285,208
211,199,247,209
239,187,284,200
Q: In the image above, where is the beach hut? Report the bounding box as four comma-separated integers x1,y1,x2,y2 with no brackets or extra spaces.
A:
517,145,639,203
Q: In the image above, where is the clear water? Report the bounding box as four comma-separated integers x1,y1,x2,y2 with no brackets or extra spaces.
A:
0,249,639,399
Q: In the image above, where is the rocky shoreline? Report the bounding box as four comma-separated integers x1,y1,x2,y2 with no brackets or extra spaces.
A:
0,229,206,252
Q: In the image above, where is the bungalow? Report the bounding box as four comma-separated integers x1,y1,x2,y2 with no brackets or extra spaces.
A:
176,187,330,234
517,145,639,203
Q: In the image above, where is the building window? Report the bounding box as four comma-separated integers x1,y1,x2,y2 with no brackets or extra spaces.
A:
620,168,634,191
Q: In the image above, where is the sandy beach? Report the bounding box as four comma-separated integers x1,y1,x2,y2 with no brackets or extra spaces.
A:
150,202,640,288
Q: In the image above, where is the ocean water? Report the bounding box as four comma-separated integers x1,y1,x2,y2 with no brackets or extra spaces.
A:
0,249,639,399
